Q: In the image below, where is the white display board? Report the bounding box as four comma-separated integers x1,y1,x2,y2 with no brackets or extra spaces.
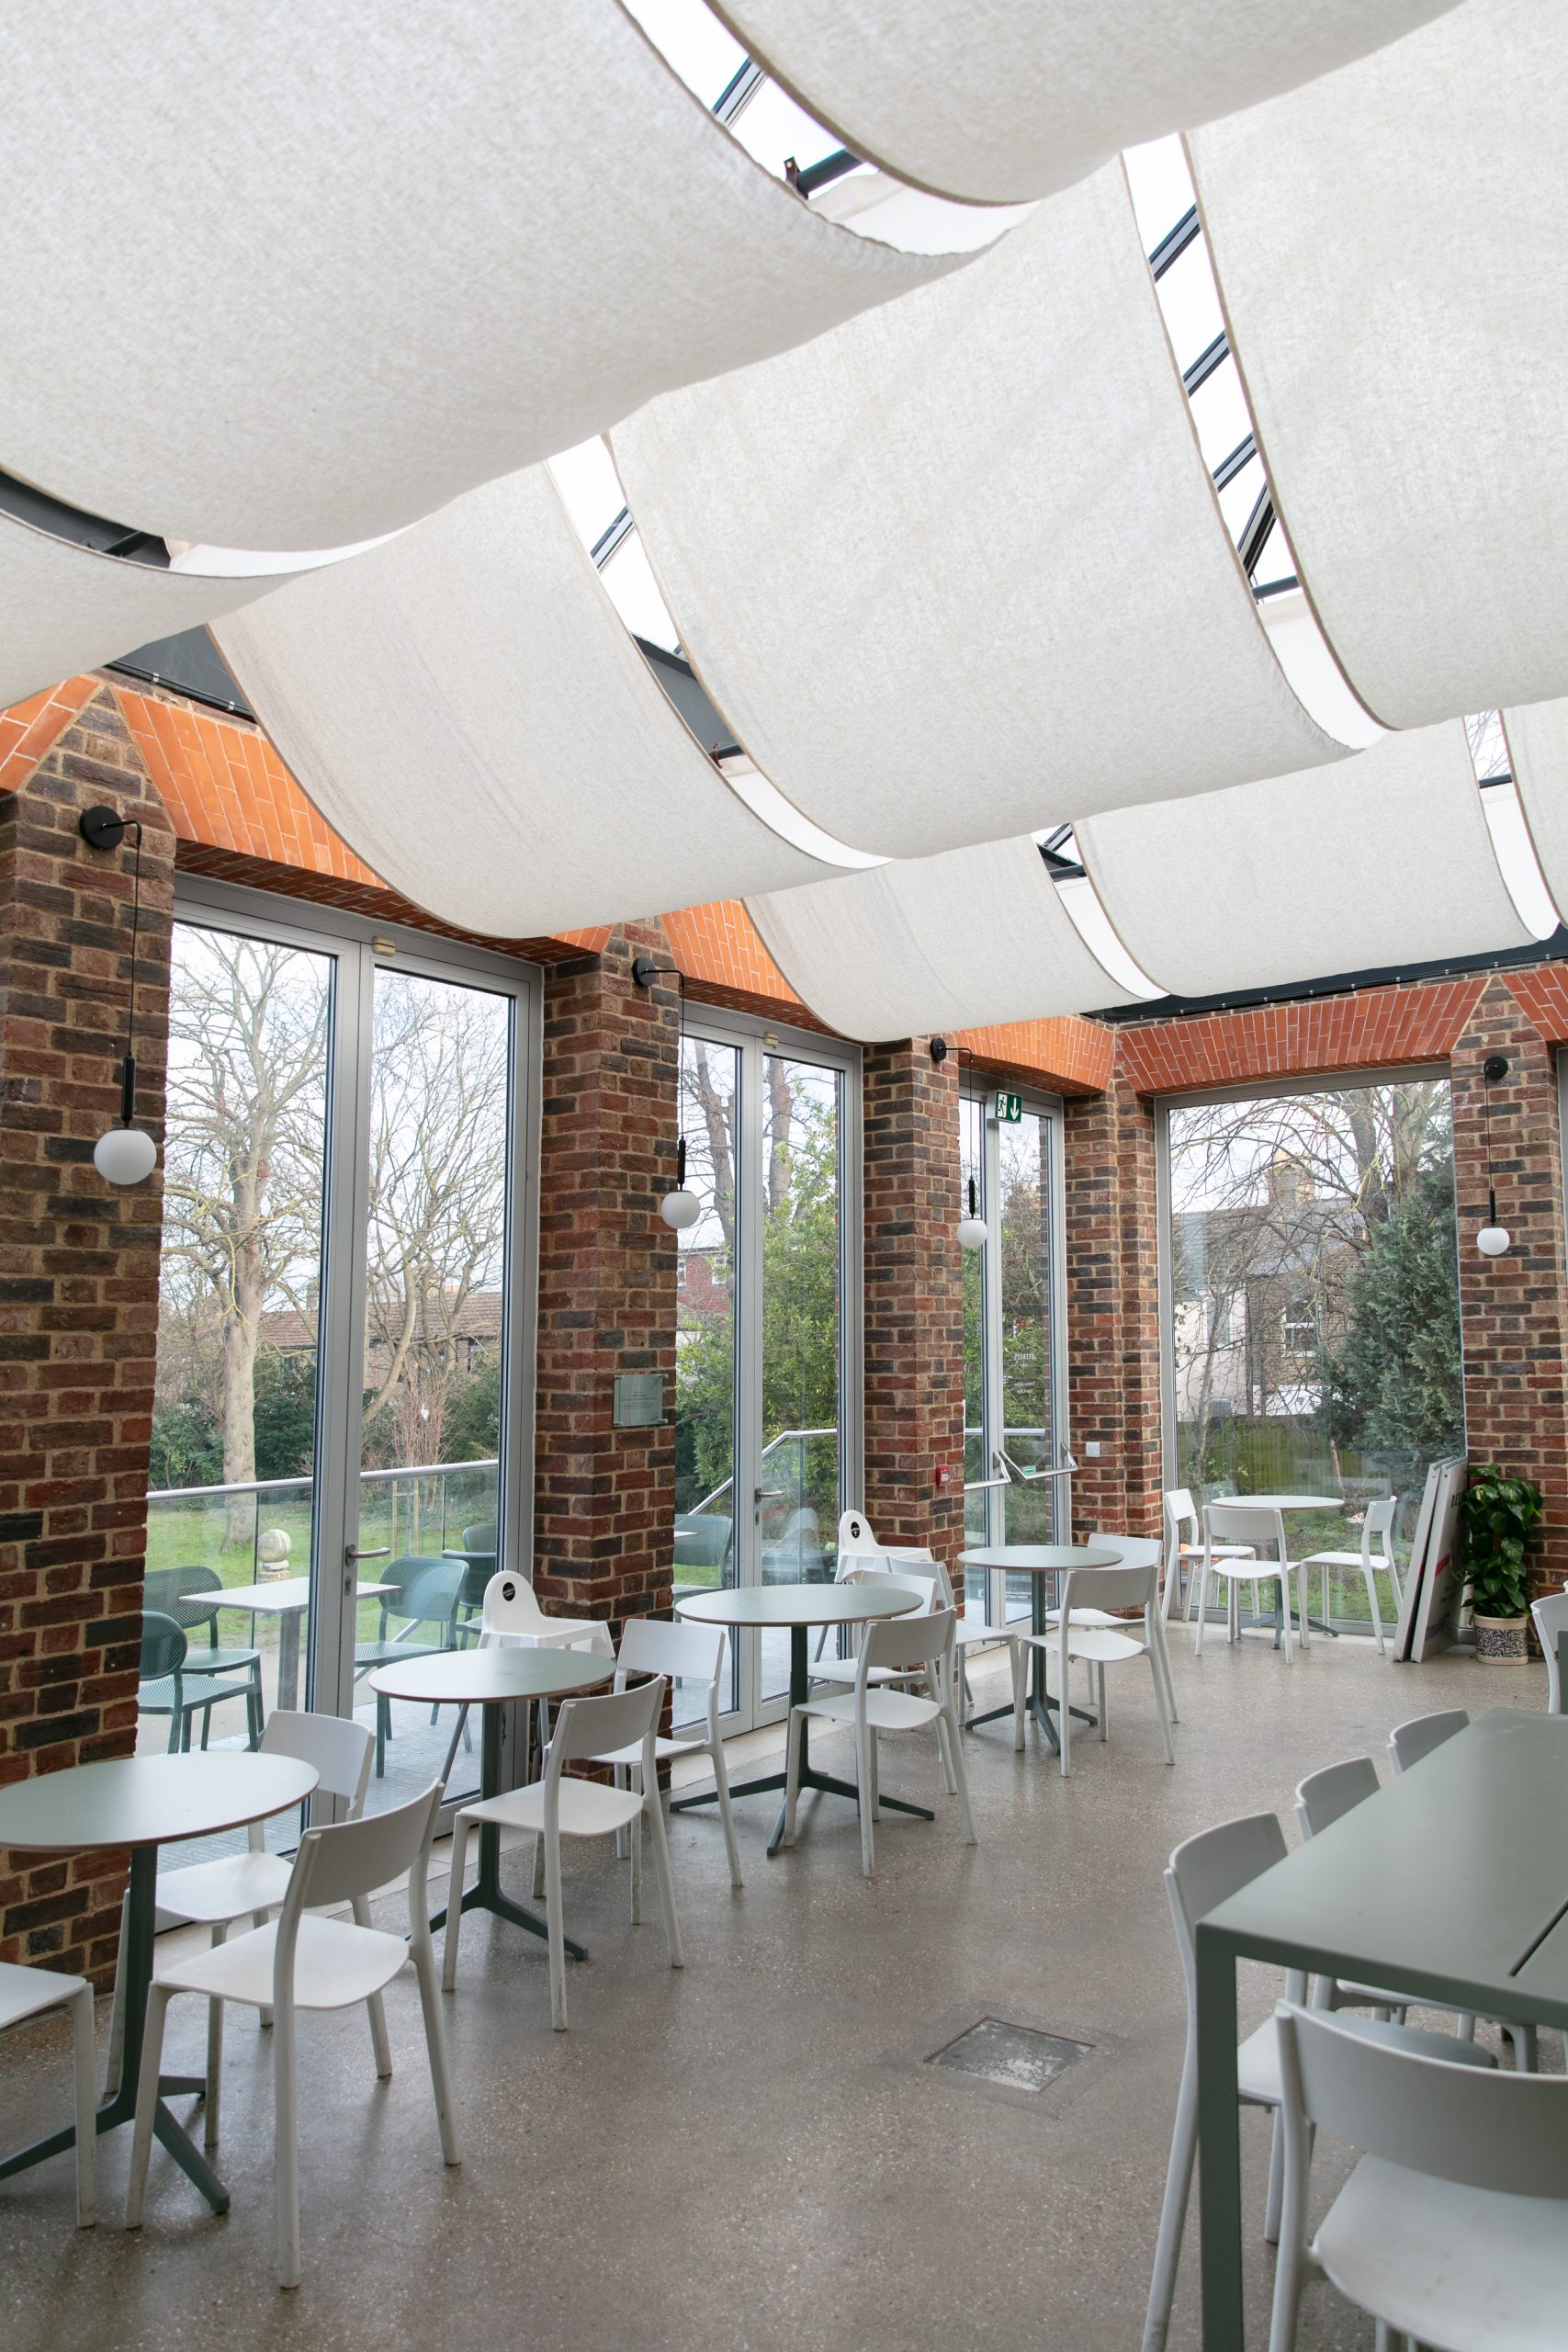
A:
1395,1455,1467,1662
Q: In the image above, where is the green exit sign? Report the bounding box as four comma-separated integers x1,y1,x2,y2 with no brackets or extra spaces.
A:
995,1091,1023,1124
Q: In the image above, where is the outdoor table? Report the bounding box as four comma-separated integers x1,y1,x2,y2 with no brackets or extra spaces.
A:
368,1645,612,1961
189,1574,392,1710
0,1750,318,2212
673,1582,924,1855
957,1544,1121,1749
1204,1493,1344,1640
1195,1708,1568,2349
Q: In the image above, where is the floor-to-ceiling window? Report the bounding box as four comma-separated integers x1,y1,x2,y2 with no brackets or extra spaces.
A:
1159,1071,1465,1631
672,1015,860,1730
147,884,537,1844
961,1084,1068,1624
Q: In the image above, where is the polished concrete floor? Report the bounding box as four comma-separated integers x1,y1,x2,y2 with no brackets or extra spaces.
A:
0,1629,1549,2352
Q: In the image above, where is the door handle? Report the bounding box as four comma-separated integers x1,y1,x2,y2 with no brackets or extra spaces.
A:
344,1543,390,1596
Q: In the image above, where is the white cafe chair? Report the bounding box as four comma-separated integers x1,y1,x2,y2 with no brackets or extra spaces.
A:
0,1962,96,2227
1269,2001,1566,2352
829,1510,1021,1721
444,1677,682,2031
784,1607,974,1878
1530,1589,1568,1713
1062,1534,1179,1725
127,1781,457,2290
1193,1503,1307,1662
1142,1813,1495,2352
1161,1487,1256,1623
1300,1496,1399,1654
581,1614,742,1889
1014,1554,1175,1777
1387,1706,1469,1775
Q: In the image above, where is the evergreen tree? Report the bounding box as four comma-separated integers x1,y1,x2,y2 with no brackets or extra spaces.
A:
1316,1159,1464,1464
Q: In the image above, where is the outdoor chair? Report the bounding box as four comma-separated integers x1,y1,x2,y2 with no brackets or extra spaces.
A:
116,1712,377,2145
671,1510,733,1596
1268,2001,1567,2352
578,1614,742,1889
0,1962,96,2227
1294,1756,1535,2068
1193,1503,1307,1663
1160,1487,1256,1623
1530,1588,1568,1712
1299,1495,1399,1653
1387,1706,1469,1774
444,1521,497,1638
783,1606,974,1878
143,1564,264,1686
443,1677,682,2030
138,1609,261,1751
1142,1812,1495,2352
353,1556,467,1776
761,1504,825,1584
1013,1555,1175,1776
127,1781,457,2290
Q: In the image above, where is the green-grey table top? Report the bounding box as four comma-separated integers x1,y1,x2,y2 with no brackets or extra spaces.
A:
1216,1494,1339,1512
0,1752,320,1852
957,1545,1122,1573
1203,1709,1568,2028
676,1582,920,1629
368,1647,613,1705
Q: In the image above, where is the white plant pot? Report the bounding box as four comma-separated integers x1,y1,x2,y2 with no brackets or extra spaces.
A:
1473,1611,1529,1664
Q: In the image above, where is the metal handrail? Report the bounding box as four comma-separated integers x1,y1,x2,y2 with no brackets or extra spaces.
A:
685,1428,836,1518
148,1457,501,1504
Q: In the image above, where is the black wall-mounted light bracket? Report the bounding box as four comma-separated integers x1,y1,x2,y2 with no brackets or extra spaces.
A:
1483,1054,1510,1084
929,1037,949,1063
78,804,129,853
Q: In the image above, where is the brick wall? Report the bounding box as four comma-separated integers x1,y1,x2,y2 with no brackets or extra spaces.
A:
533,922,680,1637
1063,1073,1162,1544
1451,979,1568,1594
0,689,174,1980
862,1042,965,1564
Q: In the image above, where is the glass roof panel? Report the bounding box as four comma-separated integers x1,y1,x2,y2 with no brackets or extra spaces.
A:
622,0,746,110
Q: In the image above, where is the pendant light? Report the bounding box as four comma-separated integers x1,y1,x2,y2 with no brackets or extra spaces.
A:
660,1134,701,1230
957,1176,987,1251
80,805,158,1186
1475,1054,1511,1258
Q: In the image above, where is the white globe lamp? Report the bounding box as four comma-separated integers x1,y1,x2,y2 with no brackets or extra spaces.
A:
660,1136,702,1231
957,1178,987,1251
94,1123,157,1186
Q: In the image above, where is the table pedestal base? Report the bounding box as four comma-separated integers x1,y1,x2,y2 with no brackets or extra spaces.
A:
670,1623,936,1856
965,1641,1097,1752
0,1846,230,2211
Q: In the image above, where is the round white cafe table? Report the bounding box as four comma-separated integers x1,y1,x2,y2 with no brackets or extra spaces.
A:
958,1545,1122,1747
0,1751,318,2212
1198,1494,1348,1641
369,1645,612,1960
676,1581,923,1855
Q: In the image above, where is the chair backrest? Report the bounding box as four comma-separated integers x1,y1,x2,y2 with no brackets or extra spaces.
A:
673,1512,733,1571
1088,1533,1162,1573
459,1522,496,1555
1059,1559,1157,1614
261,1709,376,1812
390,1557,464,1630
550,1676,665,1768
1530,1589,1568,1713
143,1565,224,1636
1204,1502,1282,1553
1166,1813,1288,1979
861,1602,955,1677
615,1613,727,1694
281,1780,444,1939
1275,1999,1568,2199
1359,1496,1397,1561
1164,1487,1199,1544
1295,1755,1380,1839
843,1565,941,1615
1388,1707,1469,1774
480,1569,551,1640
140,1610,188,1680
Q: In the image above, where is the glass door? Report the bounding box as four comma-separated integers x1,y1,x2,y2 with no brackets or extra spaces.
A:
672,1018,860,1731
961,1086,1068,1627
150,885,537,1849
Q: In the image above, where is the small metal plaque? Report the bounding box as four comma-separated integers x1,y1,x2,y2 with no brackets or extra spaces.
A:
613,1373,666,1428
926,2018,1089,2094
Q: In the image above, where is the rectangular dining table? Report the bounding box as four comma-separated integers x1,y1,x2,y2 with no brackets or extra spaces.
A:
1195,1708,1568,2348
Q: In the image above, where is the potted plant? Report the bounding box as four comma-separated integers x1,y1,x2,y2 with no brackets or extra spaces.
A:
1459,1464,1543,1663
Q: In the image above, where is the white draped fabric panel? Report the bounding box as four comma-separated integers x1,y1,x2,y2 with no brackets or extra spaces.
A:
614,166,1341,864
1076,722,1529,1001
1190,0,1568,729
213,469,835,939
0,517,294,712
1503,701,1568,925
0,3,956,553
746,835,1135,1042
716,0,1457,204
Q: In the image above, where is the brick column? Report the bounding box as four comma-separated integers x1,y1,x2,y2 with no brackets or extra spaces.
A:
1063,1068,1162,1544
862,1040,964,1562
0,686,174,1978
1452,978,1568,1594
533,922,680,1636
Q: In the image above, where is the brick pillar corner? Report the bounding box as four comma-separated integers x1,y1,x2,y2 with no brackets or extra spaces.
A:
862,1038,964,1565
532,921,680,1639
0,684,175,1980
1064,1064,1161,1544
1452,980,1568,1596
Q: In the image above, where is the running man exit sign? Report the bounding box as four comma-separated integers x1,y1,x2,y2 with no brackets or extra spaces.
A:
995,1091,1023,1123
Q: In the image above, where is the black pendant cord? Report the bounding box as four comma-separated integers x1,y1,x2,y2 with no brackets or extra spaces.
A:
118,820,144,1126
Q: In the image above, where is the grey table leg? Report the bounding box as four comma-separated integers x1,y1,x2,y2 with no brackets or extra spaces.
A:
277,1608,302,1712
1195,1922,1244,2350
